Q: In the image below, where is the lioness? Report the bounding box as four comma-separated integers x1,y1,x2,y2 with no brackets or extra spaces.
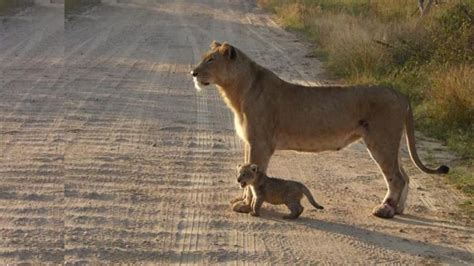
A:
191,41,449,219
236,163,324,219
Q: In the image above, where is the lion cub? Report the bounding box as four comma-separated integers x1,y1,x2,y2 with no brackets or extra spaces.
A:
237,164,324,219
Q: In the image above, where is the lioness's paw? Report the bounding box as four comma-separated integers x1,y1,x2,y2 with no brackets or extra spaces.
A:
372,203,395,218
250,212,259,217
229,197,243,205
232,201,251,213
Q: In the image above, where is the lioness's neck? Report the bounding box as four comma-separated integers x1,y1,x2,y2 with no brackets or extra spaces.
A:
216,56,262,114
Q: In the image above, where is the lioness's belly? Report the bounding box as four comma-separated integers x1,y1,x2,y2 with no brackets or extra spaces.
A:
276,131,361,152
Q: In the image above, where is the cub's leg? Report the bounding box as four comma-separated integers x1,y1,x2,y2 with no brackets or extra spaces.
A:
283,201,304,219
250,194,264,217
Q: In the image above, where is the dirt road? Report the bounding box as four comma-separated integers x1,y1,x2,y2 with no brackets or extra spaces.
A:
0,0,472,264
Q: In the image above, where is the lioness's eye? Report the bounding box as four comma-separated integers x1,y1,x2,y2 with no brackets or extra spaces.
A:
206,58,214,64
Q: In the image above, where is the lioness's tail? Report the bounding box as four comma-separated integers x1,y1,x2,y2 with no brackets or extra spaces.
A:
405,104,449,174
300,184,324,210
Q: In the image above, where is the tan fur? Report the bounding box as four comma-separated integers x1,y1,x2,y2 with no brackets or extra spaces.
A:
236,164,324,219
192,41,449,219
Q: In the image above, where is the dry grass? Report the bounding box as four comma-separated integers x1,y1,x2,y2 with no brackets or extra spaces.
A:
427,64,473,128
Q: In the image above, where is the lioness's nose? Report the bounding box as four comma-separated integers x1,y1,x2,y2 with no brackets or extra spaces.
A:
237,177,241,183
191,70,198,77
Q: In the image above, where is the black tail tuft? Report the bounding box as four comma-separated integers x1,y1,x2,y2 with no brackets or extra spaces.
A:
317,205,324,210
437,165,449,174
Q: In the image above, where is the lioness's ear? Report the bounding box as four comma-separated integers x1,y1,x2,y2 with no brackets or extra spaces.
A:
210,40,221,50
219,42,237,60
250,164,258,173
236,164,241,171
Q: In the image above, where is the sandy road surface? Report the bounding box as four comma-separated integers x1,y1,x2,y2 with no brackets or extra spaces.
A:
0,0,472,264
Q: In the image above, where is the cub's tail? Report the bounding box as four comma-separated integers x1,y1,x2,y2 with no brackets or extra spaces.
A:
300,184,324,210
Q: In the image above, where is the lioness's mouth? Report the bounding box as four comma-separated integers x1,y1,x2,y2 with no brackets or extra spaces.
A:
193,77,210,91
239,181,246,188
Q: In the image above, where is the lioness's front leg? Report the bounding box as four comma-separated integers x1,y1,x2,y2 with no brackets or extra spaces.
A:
232,142,274,213
244,142,250,163
231,143,251,206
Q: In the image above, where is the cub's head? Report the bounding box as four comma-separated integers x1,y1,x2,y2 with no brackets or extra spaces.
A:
191,41,238,91
236,163,260,188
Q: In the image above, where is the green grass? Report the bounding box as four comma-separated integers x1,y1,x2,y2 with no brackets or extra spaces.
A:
259,0,474,215
448,167,474,217
448,168,474,196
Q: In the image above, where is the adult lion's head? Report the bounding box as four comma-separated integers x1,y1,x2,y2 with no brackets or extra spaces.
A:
191,41,238,91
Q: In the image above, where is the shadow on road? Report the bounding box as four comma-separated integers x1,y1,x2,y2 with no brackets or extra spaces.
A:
294,216,473,264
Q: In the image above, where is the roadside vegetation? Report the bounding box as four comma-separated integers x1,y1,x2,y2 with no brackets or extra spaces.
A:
65,0,101,17
0,0,33,15
258,0,473,215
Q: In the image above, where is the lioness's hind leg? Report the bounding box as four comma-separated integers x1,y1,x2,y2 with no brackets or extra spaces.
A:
363,120,405,218
396,165,410,214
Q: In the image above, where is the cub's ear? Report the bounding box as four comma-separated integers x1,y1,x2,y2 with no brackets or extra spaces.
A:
250,164,258,173
210,40,221,50
219,42,237,60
